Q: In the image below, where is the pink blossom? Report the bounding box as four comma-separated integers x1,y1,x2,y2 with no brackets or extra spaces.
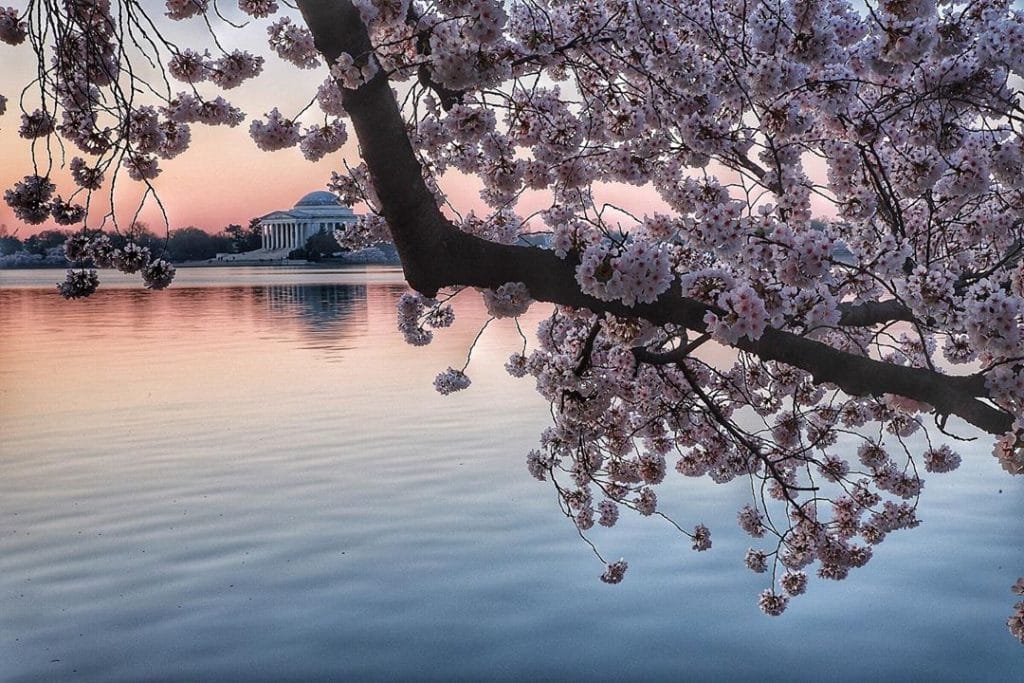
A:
50,197,86,225
745,549,768,573
209,50,264,89
124,153,161,181
56,269,99,299
737,505,767,538
70,158,104,190
433,367,471,395
4,175,55,224
923,445,962,474
600,559,628,584
165,0,207,21
238,0,277,18
168,49,210,83
249,108,300,151
481,282,532,318
331,52,380,90
691,524,712,551
0,6,26,45
597,499,619,527
267,17,319,69
635,487,657,516
18,109,55,138
114,243,151,274
299,120,348,162
780,571,808,596
143,259,176,290
758,590,789,616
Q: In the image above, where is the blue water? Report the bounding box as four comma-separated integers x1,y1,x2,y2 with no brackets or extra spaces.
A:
1,267,1021,681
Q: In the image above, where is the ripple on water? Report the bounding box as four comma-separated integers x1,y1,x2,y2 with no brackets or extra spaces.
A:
1,267,1022,681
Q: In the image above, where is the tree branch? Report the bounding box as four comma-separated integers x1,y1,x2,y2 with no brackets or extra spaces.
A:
297,0,1013,438
837,299,916,327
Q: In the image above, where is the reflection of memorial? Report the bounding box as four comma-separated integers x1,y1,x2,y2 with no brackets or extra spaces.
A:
257,283,368,342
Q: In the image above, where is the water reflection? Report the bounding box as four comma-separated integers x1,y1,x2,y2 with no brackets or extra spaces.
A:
1,282,391,356
258,283,367,340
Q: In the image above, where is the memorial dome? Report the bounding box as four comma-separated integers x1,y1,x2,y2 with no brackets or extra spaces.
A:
295,191,341,208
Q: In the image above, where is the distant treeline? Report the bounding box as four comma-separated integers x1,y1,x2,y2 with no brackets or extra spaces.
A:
0,221,263,265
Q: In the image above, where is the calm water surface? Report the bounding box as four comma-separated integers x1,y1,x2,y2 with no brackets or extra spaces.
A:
1,266,1021,681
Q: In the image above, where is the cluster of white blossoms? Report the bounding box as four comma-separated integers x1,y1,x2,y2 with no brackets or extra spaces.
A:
267,17,319,69
164,93,245,128
58,233,177,297
4,175,60,225
299,120,348,162
333,215,390,251
165,0,207,21
238,0,278,19
168,48,266,89
331,52,380,90
396,292,458,347
248,108,301,151
703,286,771,345
210,50,265,89
18,109,55,138
480,282,532,318
600,559,628,585
433,367,472,395
575,241,673,307
0,6,26,44
1010,578,1024,644
55,268,99,299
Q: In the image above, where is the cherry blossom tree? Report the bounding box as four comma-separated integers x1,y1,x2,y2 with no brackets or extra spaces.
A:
2,0,1023,640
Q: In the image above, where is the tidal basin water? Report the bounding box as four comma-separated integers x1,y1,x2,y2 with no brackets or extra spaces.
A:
1,266,1021,681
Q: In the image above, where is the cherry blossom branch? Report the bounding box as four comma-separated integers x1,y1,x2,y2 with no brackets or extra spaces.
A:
296,0,1014,439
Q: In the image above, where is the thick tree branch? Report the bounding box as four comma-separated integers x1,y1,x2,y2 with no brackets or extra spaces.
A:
837,299,916,326
297,0,452,294
297,0,1013,438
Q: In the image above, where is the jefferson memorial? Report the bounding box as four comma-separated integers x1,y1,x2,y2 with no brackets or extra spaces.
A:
259,190,358,252
219,191,358,261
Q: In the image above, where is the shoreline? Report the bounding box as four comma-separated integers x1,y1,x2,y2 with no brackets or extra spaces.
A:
0,257,402,270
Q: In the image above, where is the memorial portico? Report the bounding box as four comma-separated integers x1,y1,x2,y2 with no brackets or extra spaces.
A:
258,191,358,253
